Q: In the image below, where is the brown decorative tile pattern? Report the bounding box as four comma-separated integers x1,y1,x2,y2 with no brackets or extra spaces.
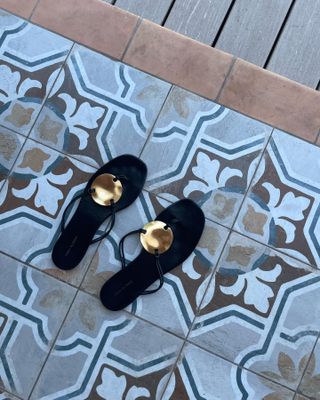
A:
30,44,171,167
141,86,272,228
190,232,320,392
235,130,320,266
0,127,24,190
31,0,139,60
298,341,320,399
30,291,183,400
0,253,76,398
163,343,296,399
0,139,98,286
0,11,72,136
218,59,320,142
124,19,233,100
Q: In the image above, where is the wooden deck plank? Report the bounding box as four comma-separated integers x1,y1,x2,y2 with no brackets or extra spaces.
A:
267,0,320,88
114,0,172,24
164,0,232,45
215,0,292,66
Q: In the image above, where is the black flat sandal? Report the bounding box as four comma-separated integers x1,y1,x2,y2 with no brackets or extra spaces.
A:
100,199,205,311
52,155,147,270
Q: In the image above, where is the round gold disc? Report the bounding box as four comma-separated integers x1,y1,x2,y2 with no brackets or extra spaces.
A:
90,173,123,206
140,220,173,254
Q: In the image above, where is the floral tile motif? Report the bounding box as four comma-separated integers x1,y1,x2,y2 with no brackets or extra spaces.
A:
189,232,320,392
0,253,76,398
82,190,229,337
0,11,72,136
162,343,295,399
235,130,320,267
31,290,183,400
30,44,171,167
141,86,272,228
0,127,24,190
0,139,99,286
298,341,320,399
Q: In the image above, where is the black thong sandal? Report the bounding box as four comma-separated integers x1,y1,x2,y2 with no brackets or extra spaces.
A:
100,199,205,311
52,155,147,270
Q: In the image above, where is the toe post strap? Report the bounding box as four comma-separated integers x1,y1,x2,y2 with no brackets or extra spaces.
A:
118,219,174,295
61,173,126,242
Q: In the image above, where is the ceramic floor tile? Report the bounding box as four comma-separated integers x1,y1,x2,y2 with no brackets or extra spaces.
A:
0,11,72,136
235,130,320,267
30,44,171,168
30,290,183,399
0,126,24,189
189,232,320,391
298,340,320,399
82,190,229,337
162,342,295,399
0,139,99,286
0,253,76,398
141,86,272,228
0,390,20,400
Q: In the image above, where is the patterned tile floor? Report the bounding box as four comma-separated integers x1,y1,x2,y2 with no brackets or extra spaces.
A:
0,8,320,400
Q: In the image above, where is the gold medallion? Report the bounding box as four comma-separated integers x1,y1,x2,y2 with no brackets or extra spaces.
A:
90,173,122,206
140,220,173,254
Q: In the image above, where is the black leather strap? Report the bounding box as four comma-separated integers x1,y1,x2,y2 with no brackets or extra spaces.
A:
61,173,126,243
141,250,164,295
61,190,90,232
90,202,115,244
118,230,164,295
119,228,145,269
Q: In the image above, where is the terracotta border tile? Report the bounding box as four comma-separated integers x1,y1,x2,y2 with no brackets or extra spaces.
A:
31,0,139,59
0,0,38,19
218,59,320,142
3,0,319,142
123,19,234,100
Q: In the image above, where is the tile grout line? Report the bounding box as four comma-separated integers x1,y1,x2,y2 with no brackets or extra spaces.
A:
23,42,76,141
0,134,26,197
0,384,23,399
26,184,104,398
120,17,143,61
215,55,237,102
294,334,320,398
170,130,276,391
1,7,319,146
29,0,41,20
159,341,187,399
138,85,174,159
230,228,319,271
149,185,320,272
0,249,80,291
27,287,80,400
158,132,275,399
315,128,320,145
194,129,274,314
183,338,300,395
0,43,77,249
18,133,99,170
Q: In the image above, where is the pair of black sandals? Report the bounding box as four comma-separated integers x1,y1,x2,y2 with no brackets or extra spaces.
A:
52,155,205,311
